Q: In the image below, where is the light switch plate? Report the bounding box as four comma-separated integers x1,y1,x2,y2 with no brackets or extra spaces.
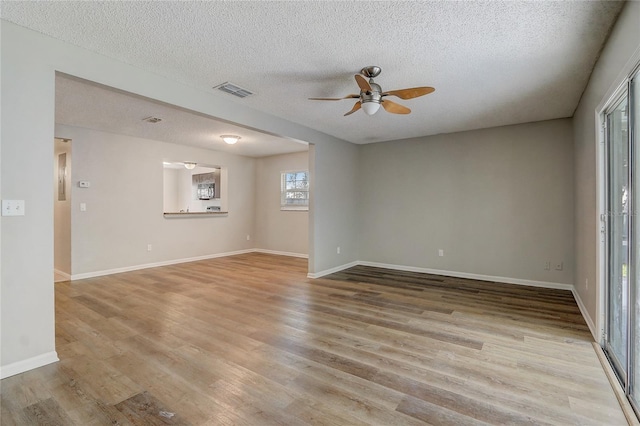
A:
2,200,25,216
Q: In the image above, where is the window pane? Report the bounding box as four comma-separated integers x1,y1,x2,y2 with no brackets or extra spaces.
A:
281,171,309,208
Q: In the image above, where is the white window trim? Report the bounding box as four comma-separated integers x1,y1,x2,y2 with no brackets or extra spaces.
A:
281,170,309,211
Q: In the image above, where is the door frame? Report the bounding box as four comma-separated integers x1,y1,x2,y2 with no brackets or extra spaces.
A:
596,58,640,416
596,53,640,345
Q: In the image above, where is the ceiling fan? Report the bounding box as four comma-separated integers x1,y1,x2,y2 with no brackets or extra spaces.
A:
309,66,435,117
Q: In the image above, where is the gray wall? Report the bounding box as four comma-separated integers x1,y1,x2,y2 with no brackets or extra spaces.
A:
358,119,575,285
1,21,358,375
311,139,360,273
255,151,309,256
56,125,256,276
573,1,640,331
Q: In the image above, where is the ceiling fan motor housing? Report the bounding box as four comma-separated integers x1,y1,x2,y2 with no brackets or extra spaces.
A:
361,81,382,105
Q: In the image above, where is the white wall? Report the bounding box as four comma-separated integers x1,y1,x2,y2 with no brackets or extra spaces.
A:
1,23,58,375
255,151,309,256
358,119,575,285
56,124,255,276
163,168,179,212
54,139,72,275
0,20,358,377
573,1,640,332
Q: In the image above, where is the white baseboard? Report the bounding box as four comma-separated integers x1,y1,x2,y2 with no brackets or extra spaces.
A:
71,249,255,280
54,269,71,280
307,261,359,279
70,248,311,281
357,260,574,291
0,351,59,379
308,259,573,291
253,248,308,259
572,288,597,341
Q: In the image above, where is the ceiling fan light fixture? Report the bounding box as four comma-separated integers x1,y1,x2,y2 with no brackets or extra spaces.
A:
361,101,381,116
184,162,197,170
221,135,241,145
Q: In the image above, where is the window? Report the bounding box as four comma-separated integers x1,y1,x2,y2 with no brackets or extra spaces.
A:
281,171,309,210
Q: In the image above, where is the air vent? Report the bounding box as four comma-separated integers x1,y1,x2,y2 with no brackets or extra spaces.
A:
142,116,162,123
214,82,253,98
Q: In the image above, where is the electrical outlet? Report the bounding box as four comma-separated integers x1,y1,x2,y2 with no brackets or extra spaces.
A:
337,246,341,254
554,262,563,271
147,244,152,252
544,261,551,270
246,234,250,241
586,278,589,290
438,249,444,257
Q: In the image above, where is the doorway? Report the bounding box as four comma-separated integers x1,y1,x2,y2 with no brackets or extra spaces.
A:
54,137,72,282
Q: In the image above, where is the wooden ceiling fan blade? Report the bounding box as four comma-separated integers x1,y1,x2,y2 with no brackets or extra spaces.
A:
309,94,360,101
344,101,361,116
381,99,411,114
382,86,435,100
355,74,372,92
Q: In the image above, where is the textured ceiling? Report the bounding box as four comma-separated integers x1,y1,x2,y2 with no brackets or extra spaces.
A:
55,75,308,158
2,1,625,146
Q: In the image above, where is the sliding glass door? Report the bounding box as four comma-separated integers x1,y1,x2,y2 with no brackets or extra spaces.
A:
606,93,629,383
631,73,640,410
604,68,639,415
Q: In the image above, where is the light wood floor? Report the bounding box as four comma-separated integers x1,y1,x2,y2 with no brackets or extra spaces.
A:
0,253,628,425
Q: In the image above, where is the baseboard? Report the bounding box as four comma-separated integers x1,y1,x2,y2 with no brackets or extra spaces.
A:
308,259,574,291
253,248,308,259
54,269,71,280
593,342,640,426
357,260,574,291
307,261,359,279
572,288,597,341
71,249,255,280
0,351,59,379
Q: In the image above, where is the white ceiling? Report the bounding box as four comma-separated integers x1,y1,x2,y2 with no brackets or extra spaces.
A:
2,1,625,148
55,75,309,158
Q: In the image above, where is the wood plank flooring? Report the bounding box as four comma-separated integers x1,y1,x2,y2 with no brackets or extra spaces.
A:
0,253,628,425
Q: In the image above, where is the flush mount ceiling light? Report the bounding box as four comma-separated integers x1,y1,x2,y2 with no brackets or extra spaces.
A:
184,162,197,170
221,135,241,145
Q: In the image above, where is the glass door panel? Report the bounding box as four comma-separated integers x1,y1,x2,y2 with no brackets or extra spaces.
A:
630,73,640,409
606,93,630,382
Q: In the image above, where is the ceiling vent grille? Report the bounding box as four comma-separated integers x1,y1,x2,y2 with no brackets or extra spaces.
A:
214,82,253,98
